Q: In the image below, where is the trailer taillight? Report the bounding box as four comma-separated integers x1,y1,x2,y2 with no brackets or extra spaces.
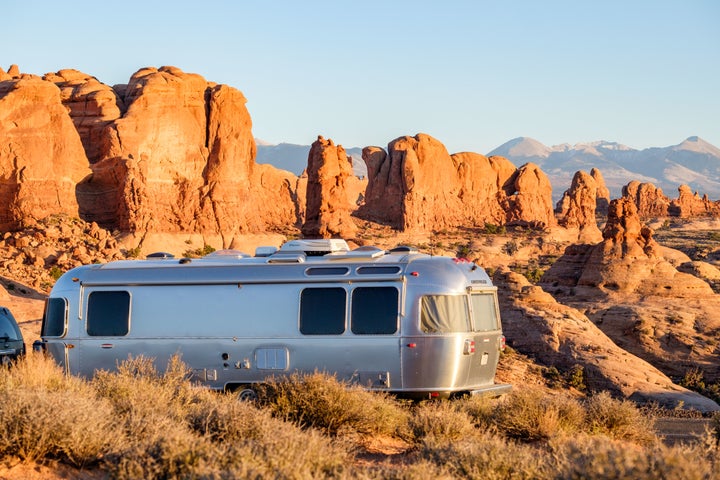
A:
500,335,506,351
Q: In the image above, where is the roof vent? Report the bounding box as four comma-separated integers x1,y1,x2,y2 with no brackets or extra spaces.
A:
389,245,418,254
147,252,175,259
255,246,278,257
279,239,350,256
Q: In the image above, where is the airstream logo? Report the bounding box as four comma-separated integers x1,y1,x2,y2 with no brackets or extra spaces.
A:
471,280,488,284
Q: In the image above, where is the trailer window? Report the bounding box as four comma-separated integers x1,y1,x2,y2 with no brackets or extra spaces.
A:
87,291,130,336
471,293,500,331
300,288,345,335
420,295,471,333
42,297,68,337
351,287,398,334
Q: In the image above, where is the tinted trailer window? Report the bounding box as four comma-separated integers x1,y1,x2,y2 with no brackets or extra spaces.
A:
351,287,398,335
420,295,471,333
87,291,130,336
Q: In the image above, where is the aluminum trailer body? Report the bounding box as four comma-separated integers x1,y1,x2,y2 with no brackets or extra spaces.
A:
39,240,510,398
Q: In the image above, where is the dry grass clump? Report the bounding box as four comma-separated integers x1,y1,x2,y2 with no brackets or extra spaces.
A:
0,353,121,466
491,388,586,441
2,354,716,479
550,434,718,480
418,433,549,480
93,356,351,479
583,391,656,445
255,371,410,437
407,400,478,443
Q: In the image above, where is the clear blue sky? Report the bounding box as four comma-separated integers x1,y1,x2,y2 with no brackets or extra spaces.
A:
4,0,719,154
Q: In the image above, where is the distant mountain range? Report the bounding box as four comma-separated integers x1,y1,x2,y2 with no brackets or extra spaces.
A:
256,136,720,201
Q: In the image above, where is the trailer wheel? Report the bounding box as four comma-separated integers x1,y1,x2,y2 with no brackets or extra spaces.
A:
238,388,258,402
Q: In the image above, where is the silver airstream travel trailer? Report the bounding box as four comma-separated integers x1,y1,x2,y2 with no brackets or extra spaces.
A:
39,239,510,399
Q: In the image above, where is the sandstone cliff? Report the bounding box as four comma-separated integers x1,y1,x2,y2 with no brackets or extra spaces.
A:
554,170,602,243
0,72,91,231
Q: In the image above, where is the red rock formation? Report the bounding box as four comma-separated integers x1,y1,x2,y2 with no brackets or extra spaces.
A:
301,136,357,239
668,184,720,217
357,134,553,231
501,162,556,228
0,73,91,230
43,69,125,163
622,180,670,218
76,66,298,244
555,171,602,243
590,167,610,215
543,197,712,296
496,268,719,411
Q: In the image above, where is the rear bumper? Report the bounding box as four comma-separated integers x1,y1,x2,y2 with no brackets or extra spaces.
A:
468,383,512,397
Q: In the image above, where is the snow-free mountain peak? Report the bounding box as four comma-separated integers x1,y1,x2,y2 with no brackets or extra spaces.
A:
674,136,720,156
487,137,551,159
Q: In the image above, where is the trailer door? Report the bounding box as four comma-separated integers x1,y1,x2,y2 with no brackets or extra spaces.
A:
466,291,503,386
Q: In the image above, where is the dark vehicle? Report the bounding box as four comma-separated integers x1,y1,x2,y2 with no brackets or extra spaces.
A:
0,307,25,366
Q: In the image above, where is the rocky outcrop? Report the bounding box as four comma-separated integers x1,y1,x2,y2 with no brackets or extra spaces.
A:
541,196,720,384
496,268,718,411
554,170,602,243
301,136,357,239
0,73,91,231
43,69,125,163
74,67,298,245
668,185,720,217
357,133,554,231
501,162,556,228
590,167,610,215
622,181,670,218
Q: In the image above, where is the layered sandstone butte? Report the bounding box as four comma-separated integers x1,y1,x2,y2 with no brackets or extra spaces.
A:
555,170,602,243
0,70,91,230
72,66,298,244
357,133,555,231
301,136,357,239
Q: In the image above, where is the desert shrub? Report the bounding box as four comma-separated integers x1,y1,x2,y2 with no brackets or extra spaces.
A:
491,388,585,441
454,393,497,431
407,400,478,443
483,223,506,235
419,432,548,479
255,371,410,437
583,392,656,445
503,240,519,255
0,353,122,466
552,434,715,480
